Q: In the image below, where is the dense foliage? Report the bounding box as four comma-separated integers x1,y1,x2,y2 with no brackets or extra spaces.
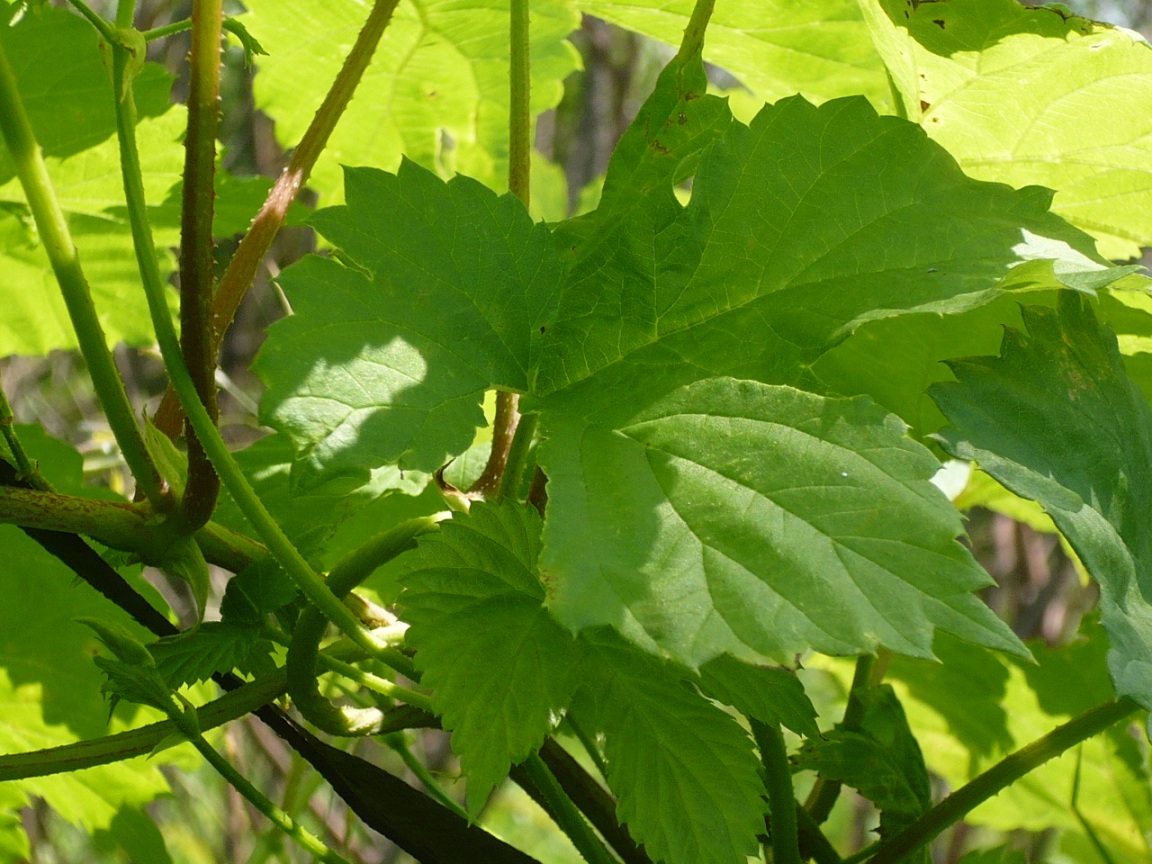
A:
3,0,1152,862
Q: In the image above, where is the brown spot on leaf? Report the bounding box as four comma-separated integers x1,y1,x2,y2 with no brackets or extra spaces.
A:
650,139,670,155
933,18,945,28
677,113,687,125
920,100,930,112
683,91,699,101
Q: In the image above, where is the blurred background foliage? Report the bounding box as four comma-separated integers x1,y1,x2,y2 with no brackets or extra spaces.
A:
6,0,1152,861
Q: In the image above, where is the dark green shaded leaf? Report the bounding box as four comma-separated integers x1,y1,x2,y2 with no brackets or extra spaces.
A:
698,655,819,739
148,623,272,688
933,292,1152,709
796,684,930,853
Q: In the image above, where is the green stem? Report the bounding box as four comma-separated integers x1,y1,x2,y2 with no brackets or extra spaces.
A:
0,40,168,508
0,379,51,491
753,719,801,864
796,806,843,864
287,516,441,735
806,654,875,823
519,754,617,864
151,0,402,441
172,708,353,864
566,713,609,782
178,0,224,530
142,18,191,41
320,652,433,712
115,0,134,28
383,732,470,820
866,698,1141,864
468,0,533,501
498,411,538,501
64,0,117,41
118,87,382,658
673,0,716,68
0,670,287,781
508,0,530,206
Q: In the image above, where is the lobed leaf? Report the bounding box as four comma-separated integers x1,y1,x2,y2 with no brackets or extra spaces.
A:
698,654,819,739
257,163,562,489
932,291,1152,709
400,502,580,813
571,628,765,864
796,684,930,857
575,0,890,109
862,0,1152,260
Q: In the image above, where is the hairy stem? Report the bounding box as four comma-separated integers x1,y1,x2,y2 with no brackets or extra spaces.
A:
152,0,402,440
753,719,801,864
178,0,224,529
0,670,287,781
866,698,1141,864
0,40,168,508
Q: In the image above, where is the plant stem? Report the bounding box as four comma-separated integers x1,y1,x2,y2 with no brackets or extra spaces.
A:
866,698,1141,864
151,0,402,441
796,805,843,864
178,0,224,530
383,732,471,820
0,669,287,781
519,753,618,864
806,654,875,823
753,719,801,864
64,0,117,41
0,380,51,491
674,0,716,68
537,738,651,864
171,707,353,864
287,516,441,735
498,411,539,501
508,0,530,206
0,40,169,508
470,0,533,500
115,0,134,28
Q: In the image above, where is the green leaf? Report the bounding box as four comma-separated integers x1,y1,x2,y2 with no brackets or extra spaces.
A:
571,628,765,864
148,622,272,688
0,109,184,357
242,0,579,200
0,1,173,177
92,656,173,715
0,3,183,357
881,621,1152,855
257,163,562,489
533,92,1108,403
211,430,437,568
574,0,890,109
220,558,299,627
796,684,930,853
698,655,819,739
862,0,1152,260
399,502,580,813
92,806,175,864
0,527,179,838
932,292,1152,710
542,377,1025,667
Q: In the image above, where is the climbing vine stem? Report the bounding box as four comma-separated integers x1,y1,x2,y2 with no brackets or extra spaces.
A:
178,0,225,530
